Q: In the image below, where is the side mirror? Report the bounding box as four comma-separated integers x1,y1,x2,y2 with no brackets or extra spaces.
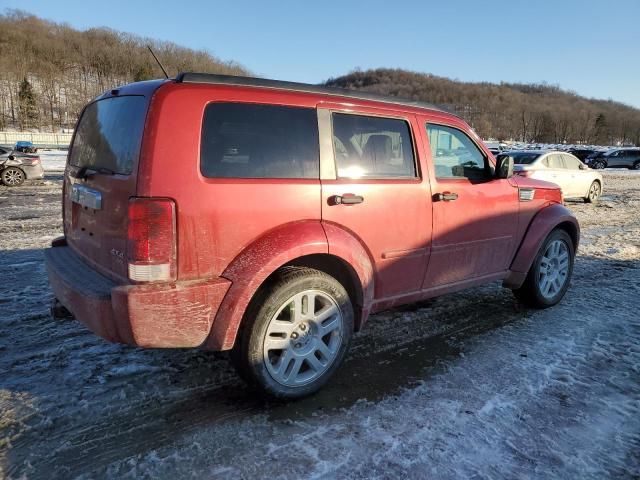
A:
495,155,514,179
579,164,586,170
7,155,14,161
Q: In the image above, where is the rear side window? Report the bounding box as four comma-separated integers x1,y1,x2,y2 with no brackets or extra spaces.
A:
331,113,416,179
201,103,319,179
506,152,542,164
70,96,147,175
545,154,565,169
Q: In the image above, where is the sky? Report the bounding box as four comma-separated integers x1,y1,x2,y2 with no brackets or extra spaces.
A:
4,0,640,108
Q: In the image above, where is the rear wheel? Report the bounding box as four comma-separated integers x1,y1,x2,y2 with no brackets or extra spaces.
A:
231,267,354,399
584,181,601,203
513,229,574,308
632,161,640,170
1,167,25,186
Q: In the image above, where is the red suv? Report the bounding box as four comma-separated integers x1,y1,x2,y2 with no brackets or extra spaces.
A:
45,73,579,398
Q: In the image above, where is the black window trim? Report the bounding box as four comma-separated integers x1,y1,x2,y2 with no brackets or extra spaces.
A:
199,100,321,181
425,121,494,181
328,109,421,181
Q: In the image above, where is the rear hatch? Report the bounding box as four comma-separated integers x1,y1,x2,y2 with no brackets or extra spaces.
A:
64,94,149,281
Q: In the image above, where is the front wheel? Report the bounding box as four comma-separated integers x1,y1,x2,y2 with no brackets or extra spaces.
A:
231,267,354,399
584,181,601,203
591,160,606,170
513,229,574,308
632,162,640,170
1,167,25,186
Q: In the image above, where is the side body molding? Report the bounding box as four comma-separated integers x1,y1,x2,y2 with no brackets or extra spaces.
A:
503,203,580,289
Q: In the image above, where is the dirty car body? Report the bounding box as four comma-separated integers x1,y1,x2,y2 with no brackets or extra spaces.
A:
45,74,580,398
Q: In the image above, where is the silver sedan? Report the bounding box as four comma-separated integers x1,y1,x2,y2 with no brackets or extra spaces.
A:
500,150,604,203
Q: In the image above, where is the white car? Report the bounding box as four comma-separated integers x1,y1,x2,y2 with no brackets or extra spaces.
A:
500,150,603,203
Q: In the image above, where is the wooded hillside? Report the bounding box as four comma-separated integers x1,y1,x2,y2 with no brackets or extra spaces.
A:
0,10,248,132
2,11,639,145
326,69,640,145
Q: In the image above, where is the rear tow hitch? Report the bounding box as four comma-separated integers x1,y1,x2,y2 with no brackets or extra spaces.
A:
50,298,73,319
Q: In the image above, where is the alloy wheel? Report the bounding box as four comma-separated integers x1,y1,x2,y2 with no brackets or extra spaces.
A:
2,168,24,186
263,289,344,387
589,182,600,201
537,239,570,300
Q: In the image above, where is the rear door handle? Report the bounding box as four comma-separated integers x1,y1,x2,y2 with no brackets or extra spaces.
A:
434,192,458,202
331,194,364,205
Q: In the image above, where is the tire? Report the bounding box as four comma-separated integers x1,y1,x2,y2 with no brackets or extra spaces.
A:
513,229,575,308
1,167,25,186
632,162,640,170
591,160,606,170
230,267,354,399
584,180,601,203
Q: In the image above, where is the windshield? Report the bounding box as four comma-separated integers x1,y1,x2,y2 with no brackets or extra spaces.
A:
500,152,542,164
69,96,147,175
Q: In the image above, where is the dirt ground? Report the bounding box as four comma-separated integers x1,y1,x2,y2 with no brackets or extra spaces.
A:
1,171,639,479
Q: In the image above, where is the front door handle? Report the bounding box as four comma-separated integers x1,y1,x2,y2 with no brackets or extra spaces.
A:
331,194,364,205
434,192,458,202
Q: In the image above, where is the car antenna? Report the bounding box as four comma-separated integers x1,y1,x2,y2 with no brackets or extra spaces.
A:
147,45,170,79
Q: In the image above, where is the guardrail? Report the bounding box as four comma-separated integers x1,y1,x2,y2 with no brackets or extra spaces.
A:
0,131,72,148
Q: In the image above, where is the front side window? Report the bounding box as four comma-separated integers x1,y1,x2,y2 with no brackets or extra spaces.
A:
331,113,416,179
562,154,582,170
201,103,319,179
426,124,488,179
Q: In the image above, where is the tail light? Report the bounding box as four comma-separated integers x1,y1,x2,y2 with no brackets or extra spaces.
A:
127,198,176,282
20,156,40,165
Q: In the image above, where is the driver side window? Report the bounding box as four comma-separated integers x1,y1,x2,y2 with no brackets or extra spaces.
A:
426,124,488,180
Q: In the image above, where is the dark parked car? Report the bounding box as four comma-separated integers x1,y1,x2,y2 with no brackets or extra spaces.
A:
15,140,38,154
568,148,597,162
585,148,640,170
0,146,45,186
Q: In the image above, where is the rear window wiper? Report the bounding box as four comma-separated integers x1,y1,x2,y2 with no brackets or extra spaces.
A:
72,166,115,179
92,167,115,176
72,166,90,179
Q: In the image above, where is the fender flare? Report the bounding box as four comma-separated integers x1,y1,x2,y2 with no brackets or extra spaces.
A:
203,221,375,350
504,203,580,288
323,221,375,326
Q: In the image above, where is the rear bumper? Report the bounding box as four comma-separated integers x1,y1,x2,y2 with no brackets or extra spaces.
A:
44,244,231,348
22,163,45,180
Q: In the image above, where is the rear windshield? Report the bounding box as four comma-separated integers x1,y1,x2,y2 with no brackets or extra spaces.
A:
200,103,319,179
69,96,147,175
500,152,542,164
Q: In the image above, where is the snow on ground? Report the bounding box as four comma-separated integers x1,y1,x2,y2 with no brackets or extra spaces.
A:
0,173,639,479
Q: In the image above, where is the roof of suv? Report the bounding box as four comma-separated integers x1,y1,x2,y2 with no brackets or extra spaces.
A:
176,72,447,114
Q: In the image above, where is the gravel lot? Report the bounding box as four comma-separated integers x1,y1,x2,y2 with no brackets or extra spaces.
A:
1,164,639,479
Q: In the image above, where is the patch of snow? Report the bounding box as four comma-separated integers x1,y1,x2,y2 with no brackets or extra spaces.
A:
1,171,639,479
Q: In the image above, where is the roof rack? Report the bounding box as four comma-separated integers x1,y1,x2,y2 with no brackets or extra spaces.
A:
175,72,446,113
